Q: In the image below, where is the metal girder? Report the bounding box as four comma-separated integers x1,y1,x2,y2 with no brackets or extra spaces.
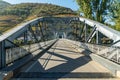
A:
23,31,28,44
6,39,19,47
112,40,120,46
96,30,99,44
0,16,119,69
38,22,45,42
80,21,85,38
80,21,87,42
108,49,117,59
79,17,120,47
27,30,35,42
28,25,39,43
86,26,97,43
35,24,41,40
84,23,87,42
0,17,120,46
0,41,6,68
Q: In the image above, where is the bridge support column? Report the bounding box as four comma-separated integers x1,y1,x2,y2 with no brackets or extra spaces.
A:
0,41,6,69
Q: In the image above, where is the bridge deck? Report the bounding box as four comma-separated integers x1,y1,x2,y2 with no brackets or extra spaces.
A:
12,39,116,80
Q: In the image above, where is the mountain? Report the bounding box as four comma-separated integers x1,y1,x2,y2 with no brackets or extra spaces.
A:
0,2,77,32
0,3,77,18
0,0,11,11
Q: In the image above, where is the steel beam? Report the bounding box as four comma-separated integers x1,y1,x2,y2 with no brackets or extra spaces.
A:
80,21,85,39
79,17,120,46
35,24,41,41
23,31,28,44
86,26,96,43
38,22,45,41
96,30,99,44
84,23,87,42
0,17,120,46
0,41,6,68
29,25,39,43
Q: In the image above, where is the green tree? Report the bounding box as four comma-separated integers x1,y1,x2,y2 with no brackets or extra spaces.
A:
115,3,120,31
76,0,92,19
76,0,118,23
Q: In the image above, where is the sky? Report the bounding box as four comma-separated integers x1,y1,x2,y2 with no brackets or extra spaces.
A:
2,0,79,10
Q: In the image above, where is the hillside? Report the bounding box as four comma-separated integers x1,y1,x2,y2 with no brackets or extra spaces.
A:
0,0,11,11
0,1,77,33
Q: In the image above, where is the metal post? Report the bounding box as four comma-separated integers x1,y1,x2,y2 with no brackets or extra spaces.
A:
84,23,87,42
43,22,46,45
36,23,41,41
117,49,119,63
24,31,28,44
78,21,81,40
39,22,45,41
96,30,99,44
29,25,39,43
0,41,6,68
86,26,96,43
79,21,84,39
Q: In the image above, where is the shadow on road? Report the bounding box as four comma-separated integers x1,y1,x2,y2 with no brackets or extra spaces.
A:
14,49,114,79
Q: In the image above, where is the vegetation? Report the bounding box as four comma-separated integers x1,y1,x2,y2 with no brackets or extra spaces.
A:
76,0,120,31
76,0,92,19
0,1,77,33
0,0,11,11
114,3,120,31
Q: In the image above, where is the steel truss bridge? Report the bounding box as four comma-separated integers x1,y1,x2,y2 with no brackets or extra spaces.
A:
0,17,120,80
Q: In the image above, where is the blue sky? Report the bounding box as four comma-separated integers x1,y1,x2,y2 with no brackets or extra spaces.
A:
3,0,79,10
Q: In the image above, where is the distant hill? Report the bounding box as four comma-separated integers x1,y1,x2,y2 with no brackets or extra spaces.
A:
0,0,11,11
0,3,77,19
0,1,77,32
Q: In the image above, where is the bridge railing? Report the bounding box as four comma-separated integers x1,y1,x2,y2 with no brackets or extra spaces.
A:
86,43,120,64
0,17,57,69
5,39,56,65
65,39,120,64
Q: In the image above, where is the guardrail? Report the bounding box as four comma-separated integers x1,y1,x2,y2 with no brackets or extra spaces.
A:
86,43,120,64
5,39,56,64
66,39,120,64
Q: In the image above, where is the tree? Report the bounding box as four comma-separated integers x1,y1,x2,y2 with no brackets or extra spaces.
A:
76,0,92,19
76,0,119,23
115,3,120,31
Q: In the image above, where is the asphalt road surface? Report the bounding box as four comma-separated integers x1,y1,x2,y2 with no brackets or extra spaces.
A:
12,39,118,80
